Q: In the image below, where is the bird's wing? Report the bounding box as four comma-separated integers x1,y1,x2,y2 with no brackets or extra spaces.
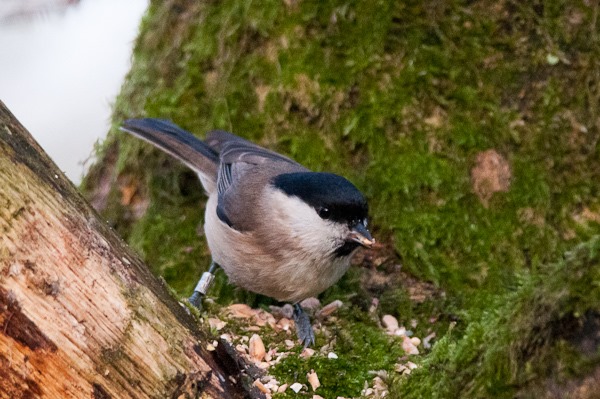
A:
207,130,300,173
207,130,304,195
209,132,308,231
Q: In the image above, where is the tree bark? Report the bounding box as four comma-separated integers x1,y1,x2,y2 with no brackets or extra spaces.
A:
0,101,246,398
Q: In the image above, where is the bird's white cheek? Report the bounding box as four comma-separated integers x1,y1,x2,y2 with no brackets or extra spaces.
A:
266,189,343,253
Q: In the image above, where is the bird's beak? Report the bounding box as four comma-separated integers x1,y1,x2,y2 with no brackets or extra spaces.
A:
348,222,375,248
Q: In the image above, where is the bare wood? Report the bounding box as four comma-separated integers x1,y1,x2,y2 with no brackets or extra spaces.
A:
0,102,246,399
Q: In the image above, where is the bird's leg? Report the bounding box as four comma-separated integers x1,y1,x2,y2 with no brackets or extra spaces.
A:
293,303,316,348
189,261,218,309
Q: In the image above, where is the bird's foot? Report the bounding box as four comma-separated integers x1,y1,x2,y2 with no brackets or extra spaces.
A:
188,290,204,309
188,262,218,310
293,303,315,348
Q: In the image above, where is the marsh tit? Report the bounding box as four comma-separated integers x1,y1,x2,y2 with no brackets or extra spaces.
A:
121,118,374,346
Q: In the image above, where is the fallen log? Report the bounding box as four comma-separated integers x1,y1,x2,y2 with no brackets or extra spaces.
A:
0,101,248,398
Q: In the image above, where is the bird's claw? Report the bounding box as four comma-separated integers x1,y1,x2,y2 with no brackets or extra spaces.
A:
293,304,315,348
188,290,204,310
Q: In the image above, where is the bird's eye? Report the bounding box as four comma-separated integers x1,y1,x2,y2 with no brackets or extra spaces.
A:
318,207,331,219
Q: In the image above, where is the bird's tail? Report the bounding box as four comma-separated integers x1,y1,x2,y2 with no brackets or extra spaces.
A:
121,118,219,191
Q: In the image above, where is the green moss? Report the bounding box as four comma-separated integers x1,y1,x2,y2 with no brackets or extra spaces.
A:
82,0,600,396
396,236,600,398
270,308,405,398
128,194,205,295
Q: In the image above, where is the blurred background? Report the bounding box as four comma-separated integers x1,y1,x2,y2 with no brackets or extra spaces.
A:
0,0,147,183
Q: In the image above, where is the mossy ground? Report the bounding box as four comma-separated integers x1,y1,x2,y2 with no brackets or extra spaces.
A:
83,0,600,397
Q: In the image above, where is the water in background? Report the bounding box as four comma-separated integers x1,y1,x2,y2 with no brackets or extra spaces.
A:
0,0,148,183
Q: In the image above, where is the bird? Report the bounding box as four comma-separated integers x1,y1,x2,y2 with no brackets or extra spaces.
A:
121,118,374,346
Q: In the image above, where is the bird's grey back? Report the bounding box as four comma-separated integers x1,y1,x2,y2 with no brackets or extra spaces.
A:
212,133,308,231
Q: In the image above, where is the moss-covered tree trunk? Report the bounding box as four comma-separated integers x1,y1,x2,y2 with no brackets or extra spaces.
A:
82,0,600,397
0,102,245,398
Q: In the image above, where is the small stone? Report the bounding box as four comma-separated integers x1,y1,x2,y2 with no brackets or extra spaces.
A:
290,382,304,393
372,370,388,379
381,315,399,332
285,339,295,348
328,352,338,359
270,304,294,319
265,382,279,392
394,326,407,336
300,347,315,358
277,384,288,393
266,348,278,363
253,379,270,394
276,318,293,331
318,300,343,318
410,337,421,346
394,363,408,374
227,303,256,318
262,376,278,384
300,297,321,310
402,335,419,355
206,343,216,351
254,310,277,327
423,332,436,349
249,334,266,362
307,370,320,391
235,344,248,354
256,362,271,369
395,360,418,375
220,333,232,342
372,376,388,395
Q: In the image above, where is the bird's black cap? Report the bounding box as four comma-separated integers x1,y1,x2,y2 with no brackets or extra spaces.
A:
272,172,368,224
